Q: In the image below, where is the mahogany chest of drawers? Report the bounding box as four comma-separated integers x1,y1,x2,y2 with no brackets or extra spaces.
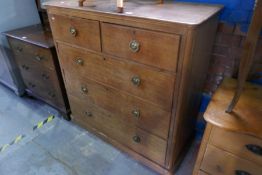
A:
45,1,222,174
194,78,262,175
3,25,70,116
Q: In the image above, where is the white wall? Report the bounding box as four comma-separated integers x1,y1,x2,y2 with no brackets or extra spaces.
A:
0,0,40,94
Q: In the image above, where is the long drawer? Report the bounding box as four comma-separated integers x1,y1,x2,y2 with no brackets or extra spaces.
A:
101,22,180,72
8,38,55,70
69,94,167,166
58,44,175,110
210,127,262,166
49,14,101,52
201,145,262,175
63,73,171,140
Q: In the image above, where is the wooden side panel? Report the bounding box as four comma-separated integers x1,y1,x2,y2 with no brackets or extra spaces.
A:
166,15,219,169
101,22,180,72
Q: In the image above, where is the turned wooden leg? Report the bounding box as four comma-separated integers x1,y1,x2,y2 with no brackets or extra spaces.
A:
79,0,86,7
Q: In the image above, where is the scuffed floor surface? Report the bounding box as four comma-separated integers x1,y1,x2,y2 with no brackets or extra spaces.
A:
0,84,200,175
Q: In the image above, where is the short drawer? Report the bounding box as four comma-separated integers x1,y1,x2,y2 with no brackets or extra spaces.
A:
58,44,175,110
201,145,262,175
69,94,167,166
101,23,180,72
49,14,101,52
8,38,54,69
198,171,208,175
20,64,65,109
64,73,171,140
210,127,262,166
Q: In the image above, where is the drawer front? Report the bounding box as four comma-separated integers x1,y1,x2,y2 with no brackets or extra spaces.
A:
49,14,101,52
210,127,262,166
201,145,262,175
19,63,65,109
8,38,54,69
58,44,175,110
64,73,171,140
101,23,180,72
69,94,167,166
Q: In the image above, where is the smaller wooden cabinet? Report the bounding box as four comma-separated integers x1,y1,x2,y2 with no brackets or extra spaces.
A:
3,25,70,116
193,78,262,175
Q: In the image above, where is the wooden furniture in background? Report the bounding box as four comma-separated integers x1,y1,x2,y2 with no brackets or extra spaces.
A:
227,0,262,112
3,25,70,118
45,1,222,174
193,78,262,175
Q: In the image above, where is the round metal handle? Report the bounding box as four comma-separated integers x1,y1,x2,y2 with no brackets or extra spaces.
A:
42,73,50,80
85,111,93,117
129,40,140,53
22,65,29,70
133,135,141,143
35,55,43,61
235,170,251,175
131,76,141,86
81,86,88,93
246,144,262,156
69,27,77,37
132,109,140,118
76,58,84,65
16,47,23,52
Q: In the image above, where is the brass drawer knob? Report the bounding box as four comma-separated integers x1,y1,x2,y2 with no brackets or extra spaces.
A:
48,92,56,98
129,40,140,53
16,47,23,52
235,170,251,175
28,82,36,88
35,55,43,61
85,111,93,117
22,65,29,70
133,135,141,143
70,27,77,37
131,76,141,86
76,58,84,65
246,144,262,156
41,73,50,80
81,86,88,93
132,109,140,118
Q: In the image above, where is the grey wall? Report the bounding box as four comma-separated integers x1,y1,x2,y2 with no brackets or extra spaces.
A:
0,0,40,94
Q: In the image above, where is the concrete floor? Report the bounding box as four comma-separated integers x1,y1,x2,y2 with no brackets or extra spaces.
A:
0,83,200,175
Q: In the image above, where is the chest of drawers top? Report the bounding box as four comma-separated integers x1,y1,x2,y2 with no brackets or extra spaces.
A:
44,0,222,30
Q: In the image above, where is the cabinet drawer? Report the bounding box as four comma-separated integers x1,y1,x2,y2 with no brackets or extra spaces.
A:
49,14,101,52
69,94,167,166
101,23,180,72
58,44,175,110
20,64,65,109
64,73,171,140
8,38,54,69
201,145,262,175
210,127,262,166
198,171,208,175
